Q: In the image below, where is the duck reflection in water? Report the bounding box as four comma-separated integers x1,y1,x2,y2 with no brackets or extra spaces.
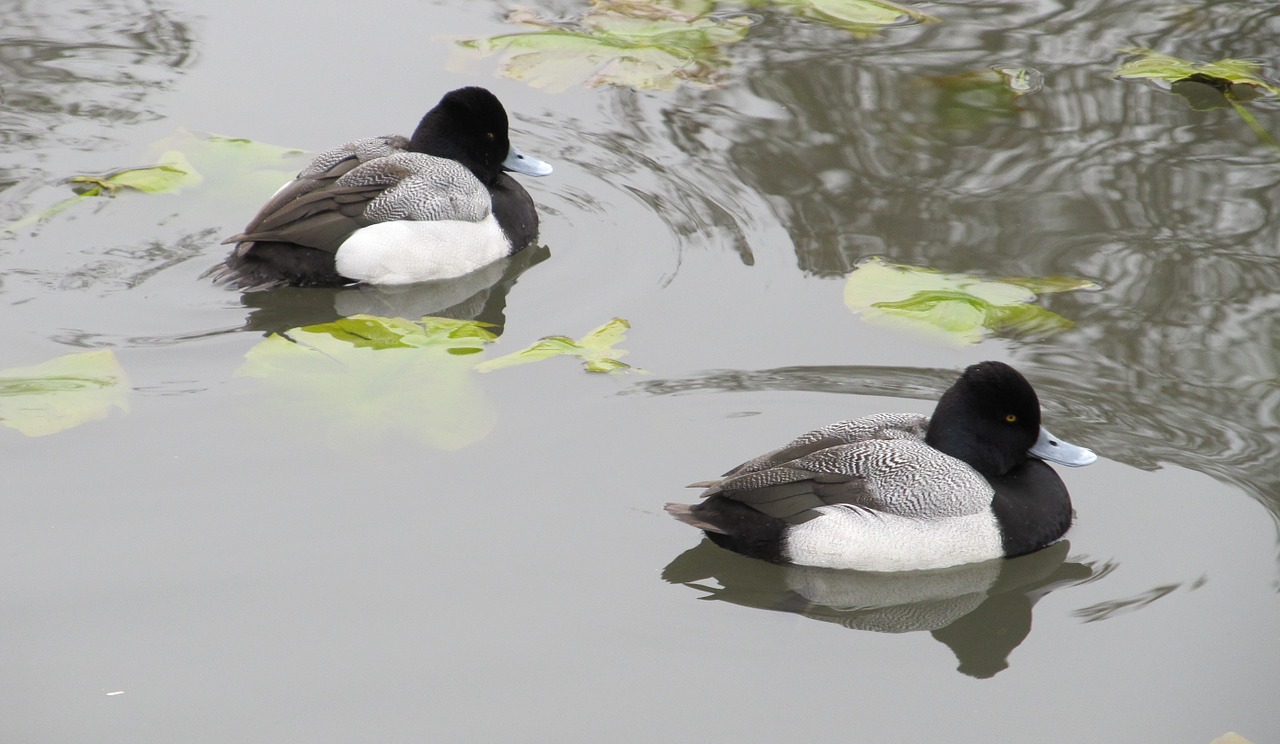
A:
233,243,549,337
663,539,1093,678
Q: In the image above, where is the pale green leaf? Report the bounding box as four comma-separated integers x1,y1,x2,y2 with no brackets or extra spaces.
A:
477,318,635,373
4,151,202,233
0,350,129,437
579,317,633,351
1114,49,1280,96
456,1,750,92
753,0,938,35
1210,734,1256,744
4,130,310,234
143,129,311,200
68,155,200,195
843,258,1093,345
1114,49,1279,147
238,315,500,451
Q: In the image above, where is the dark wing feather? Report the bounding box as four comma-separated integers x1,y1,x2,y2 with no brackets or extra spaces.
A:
225,179,393,253
698,458,874,526
223,135,412,254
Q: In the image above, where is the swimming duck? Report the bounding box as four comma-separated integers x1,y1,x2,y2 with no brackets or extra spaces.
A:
665,361,1097,572
211,86,552,290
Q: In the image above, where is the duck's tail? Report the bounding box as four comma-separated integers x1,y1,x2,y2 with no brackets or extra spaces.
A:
663,502,727,534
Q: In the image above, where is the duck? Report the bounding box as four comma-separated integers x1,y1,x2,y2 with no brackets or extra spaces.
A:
665,361,1097,572
210,86,553,290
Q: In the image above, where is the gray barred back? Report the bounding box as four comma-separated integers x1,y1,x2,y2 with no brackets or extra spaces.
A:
334,152,491,224
298,135,410,179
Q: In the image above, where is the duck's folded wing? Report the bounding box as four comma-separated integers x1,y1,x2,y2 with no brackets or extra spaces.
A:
226,135,411,247
225,179,390,254
720,412,930,477
701,473,873,525
700,438,991,523
225,153,491,255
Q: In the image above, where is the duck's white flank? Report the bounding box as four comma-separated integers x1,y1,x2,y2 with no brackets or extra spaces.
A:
785,507,1003,571
334,215,511,285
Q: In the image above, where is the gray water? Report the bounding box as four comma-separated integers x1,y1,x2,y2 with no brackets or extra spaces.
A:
2,0,1278,741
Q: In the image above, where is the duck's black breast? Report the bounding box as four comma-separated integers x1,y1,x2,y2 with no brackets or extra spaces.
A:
489,173,539,251
988,459,1073,558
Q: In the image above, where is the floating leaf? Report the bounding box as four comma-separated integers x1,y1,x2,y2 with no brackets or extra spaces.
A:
1210,734,1256,744
4,130,310,234
755,0,938,35
477,318,636,373
69,157,199,196
238,315,500,451
843,258,1096,345
4,151,202,233
1114,49,1279,147
0,350,129,436
456,1,751,92
1114,49,1280,96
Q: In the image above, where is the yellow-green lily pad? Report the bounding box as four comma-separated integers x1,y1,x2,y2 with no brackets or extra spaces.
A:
843,257,1096,346
0,350,129,437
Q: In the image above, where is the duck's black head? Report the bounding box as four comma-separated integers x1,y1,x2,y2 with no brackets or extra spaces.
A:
925,361,1044,479
409,86,512,186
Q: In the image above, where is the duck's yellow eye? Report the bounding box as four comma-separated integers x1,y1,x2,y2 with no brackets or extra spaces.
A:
1005,414,1017,423
486,132,496,141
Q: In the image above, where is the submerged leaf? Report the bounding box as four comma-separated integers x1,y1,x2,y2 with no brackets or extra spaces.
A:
238,315,501,451
843,258,1095,345
0,350,129,436
237,315,633,449
477,318,636,373
456,1,751,91
923,67,1042,130
752,0,937,35
4,152,202,233
144,129,310,200
4,130,309,234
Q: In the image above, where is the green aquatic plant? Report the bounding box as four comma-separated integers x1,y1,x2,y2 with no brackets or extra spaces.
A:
4,130,308,234
455,1,752,92
238,316,501,451
144,129,310,199
0,350,129,437
752,0,937,36
456,0,935,91
477,318,635,373
922,67,1043,131
843,258,1096,346
1114,49,1279,148
238,315,635,450
3,153,200,233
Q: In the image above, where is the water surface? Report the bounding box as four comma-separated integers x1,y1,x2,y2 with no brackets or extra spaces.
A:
2,0,1278,741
